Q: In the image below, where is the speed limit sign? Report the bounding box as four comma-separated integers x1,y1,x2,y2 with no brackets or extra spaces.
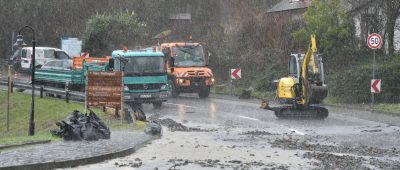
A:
367,33,382,49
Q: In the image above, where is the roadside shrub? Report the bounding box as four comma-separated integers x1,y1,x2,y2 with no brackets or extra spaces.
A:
256,65,286,91
82,11,147,56
329,56,400,103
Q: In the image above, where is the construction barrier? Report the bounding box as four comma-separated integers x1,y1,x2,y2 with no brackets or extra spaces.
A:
0,65,2,80
13,70,19,80
72,56,111,69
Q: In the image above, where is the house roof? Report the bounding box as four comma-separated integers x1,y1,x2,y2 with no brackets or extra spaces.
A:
267,0,375,13
267,0,312,13
341,0,375,13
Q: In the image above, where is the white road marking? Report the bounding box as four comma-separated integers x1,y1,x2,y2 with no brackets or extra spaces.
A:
237,115,259,121
288,128,305,136
165,102,199,109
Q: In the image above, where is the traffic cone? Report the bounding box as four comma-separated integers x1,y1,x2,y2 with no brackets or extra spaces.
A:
0,66,2,80
13,71,19,80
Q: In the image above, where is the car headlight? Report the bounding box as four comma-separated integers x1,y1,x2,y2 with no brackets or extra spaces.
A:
160,84,167,90
124,86,129,91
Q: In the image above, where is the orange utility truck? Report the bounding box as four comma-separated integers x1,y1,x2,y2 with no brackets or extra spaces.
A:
161,41,215,98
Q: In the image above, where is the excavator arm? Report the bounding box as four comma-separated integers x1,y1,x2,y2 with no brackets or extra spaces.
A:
299,34,320,106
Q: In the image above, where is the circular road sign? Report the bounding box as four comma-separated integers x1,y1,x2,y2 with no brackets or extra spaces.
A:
367,33,382,49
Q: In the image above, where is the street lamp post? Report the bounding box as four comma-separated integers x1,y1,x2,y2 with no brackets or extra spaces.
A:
14,25,36,136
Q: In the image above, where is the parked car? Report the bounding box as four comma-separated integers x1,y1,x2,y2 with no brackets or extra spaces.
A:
38,59,73,71
10,47,71,72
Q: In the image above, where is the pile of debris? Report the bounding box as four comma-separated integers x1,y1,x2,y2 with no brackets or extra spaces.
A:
51,110,111,141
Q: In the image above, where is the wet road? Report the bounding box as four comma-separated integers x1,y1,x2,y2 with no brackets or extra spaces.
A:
73,93,400,169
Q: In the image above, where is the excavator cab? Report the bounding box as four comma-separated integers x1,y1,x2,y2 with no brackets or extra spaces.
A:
288,54,325,86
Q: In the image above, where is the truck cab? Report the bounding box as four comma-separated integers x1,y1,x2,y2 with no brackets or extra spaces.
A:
161,42,215,98
112,48,169,108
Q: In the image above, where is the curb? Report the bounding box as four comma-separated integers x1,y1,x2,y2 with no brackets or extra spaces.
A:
0,140,51,150
325,103,400,117
0,136,158,170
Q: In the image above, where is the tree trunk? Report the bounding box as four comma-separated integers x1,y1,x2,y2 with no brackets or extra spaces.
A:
384,0,400,55
387,15,396,55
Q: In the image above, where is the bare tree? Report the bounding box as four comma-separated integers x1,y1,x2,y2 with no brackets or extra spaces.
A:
383,0,400,55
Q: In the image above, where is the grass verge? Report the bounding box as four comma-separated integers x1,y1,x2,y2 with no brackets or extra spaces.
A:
374,103,400,113
0,90,144,145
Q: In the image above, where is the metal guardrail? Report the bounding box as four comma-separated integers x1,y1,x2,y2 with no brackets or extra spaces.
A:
0,80,85,102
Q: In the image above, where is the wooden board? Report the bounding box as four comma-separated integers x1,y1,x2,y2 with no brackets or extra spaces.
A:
87,71,122,108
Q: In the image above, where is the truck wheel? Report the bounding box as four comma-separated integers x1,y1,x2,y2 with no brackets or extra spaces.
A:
152,102,162,109
169,80,180,98
198,86,210,98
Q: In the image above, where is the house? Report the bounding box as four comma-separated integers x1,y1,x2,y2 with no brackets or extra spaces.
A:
268,0,400,52
267,0,312,20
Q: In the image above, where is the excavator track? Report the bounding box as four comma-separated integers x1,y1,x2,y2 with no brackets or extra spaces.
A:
272,106,328,119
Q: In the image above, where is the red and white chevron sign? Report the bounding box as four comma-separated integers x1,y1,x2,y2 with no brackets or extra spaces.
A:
371,79,381,93
230,68,241,79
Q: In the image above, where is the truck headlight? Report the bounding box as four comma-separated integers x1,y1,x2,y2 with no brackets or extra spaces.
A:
160,84,167,90
178,79,184,84
211,78,215,83
124,86,129,91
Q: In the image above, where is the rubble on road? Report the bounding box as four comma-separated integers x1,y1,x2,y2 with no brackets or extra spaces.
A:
303,152,364,169
144,121,162,135
50,110,111,141
148,116,215,132
166,158,289,169
239,130,278,136
270,137,400,157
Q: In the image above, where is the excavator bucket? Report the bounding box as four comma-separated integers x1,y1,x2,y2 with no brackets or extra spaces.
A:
309,85,328,104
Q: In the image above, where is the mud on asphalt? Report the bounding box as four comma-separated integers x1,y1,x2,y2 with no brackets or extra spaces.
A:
269,135,400,170
100,115,400,170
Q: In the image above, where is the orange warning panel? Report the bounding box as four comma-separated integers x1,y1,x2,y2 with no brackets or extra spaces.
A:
72,56,111,69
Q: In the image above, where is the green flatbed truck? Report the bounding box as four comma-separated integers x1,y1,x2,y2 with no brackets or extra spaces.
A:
35,48,170,108
112,48,169,108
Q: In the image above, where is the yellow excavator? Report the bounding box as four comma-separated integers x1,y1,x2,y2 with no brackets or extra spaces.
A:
262,35,328,118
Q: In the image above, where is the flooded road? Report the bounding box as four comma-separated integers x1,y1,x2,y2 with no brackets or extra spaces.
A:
70,94,400,169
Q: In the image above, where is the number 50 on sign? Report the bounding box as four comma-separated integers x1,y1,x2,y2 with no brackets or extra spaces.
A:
367,33,382,49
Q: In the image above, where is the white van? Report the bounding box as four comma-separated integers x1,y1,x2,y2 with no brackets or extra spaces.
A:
11,47,71,71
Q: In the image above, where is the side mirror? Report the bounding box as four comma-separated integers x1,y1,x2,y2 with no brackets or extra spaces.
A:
170,57,175,72
208,53,211,65
169,57,175,67
35,64,42,69
162,48,170,57
108,58,114,71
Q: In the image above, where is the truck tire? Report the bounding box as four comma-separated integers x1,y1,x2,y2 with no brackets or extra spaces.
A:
169,80,180,98
152,102,162,109
198,86,210,98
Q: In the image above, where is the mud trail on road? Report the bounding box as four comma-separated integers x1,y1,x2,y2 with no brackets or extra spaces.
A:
270,137,400,157
270,136,400,169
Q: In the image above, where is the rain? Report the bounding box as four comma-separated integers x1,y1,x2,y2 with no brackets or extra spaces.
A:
1,0,400,169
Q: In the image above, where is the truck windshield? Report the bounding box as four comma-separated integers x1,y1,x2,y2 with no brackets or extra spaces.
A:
124,56,166,76
172,45,206,67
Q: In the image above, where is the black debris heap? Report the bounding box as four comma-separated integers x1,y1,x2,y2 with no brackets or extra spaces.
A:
51,110,111,141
